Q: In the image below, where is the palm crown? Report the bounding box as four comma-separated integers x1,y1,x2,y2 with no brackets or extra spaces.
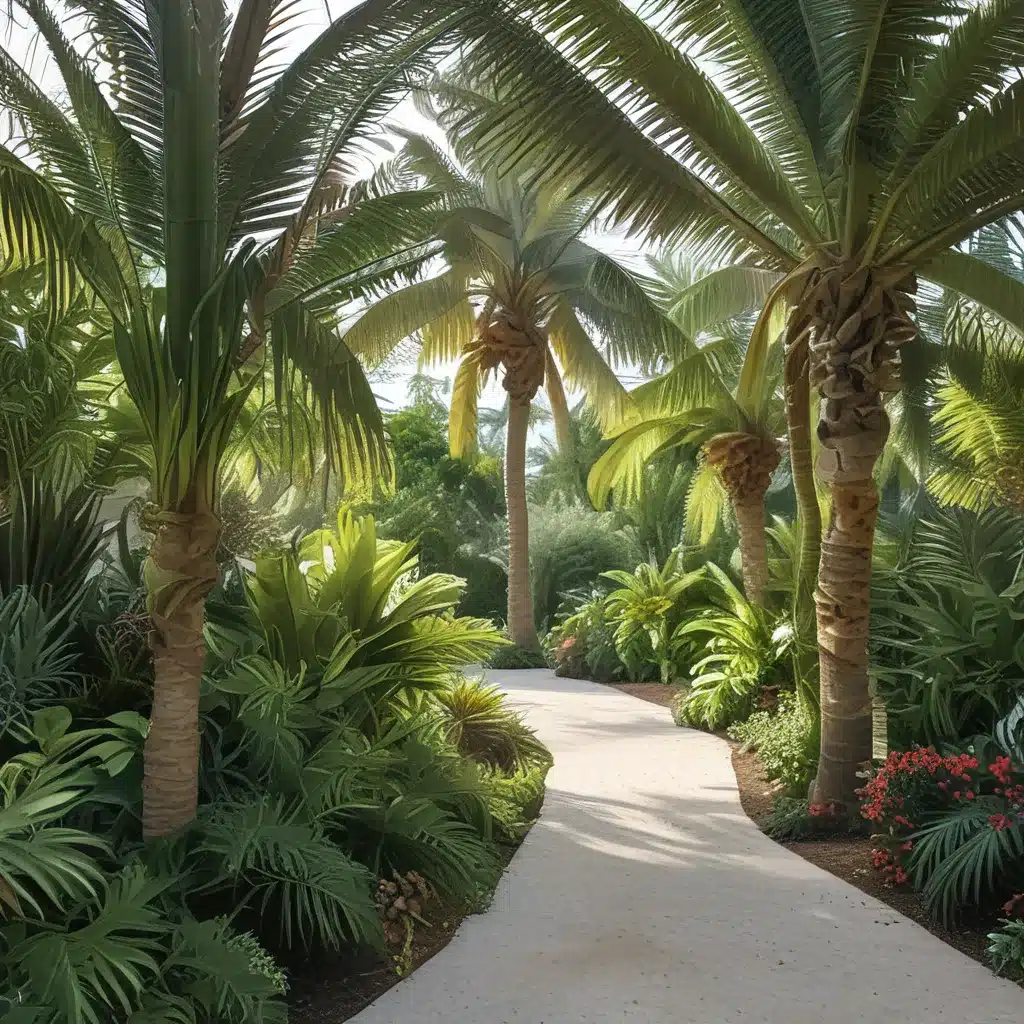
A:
589,255,786,602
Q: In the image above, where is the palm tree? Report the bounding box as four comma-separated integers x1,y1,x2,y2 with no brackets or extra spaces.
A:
0,0,457,835
478,397,552,458
589,256,786,605
451,1,1024,803
343,92,686,649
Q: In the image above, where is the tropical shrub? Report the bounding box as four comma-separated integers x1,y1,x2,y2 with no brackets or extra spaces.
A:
548,592,621,683
859,748,1024,923
529,503,640,634
871,507,1024,747
763,797,843,842
989,911,1024,980
0,508,552,1017
434,676,550,773
603,551,703,684
486,645,547,671
729,692,819,796
366,397,508,623
675,565,792,730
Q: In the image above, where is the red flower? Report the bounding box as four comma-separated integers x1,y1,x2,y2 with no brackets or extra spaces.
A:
1003,893,1024,917
990,756,1013,785
989,813,1014,832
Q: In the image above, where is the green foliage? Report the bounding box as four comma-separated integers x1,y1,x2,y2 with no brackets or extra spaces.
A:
365,396,507,622
0,506,550,1017
613,456,692,568
486,645,547,670
434,676,551,773
729,693,819,796
675,565,792,730
481,762,550,843
762,798,818,841
548,592,622,683
0,479,105,616
871,507,1024,746
602,551,703,684
907,794,1024,926
529,503,641,634
0,588,81,737
988,918,1024,980
762,798,845,842
196,797,379,952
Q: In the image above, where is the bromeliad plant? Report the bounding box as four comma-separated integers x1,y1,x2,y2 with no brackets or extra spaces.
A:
602,551,704,684
0,0,467,835
676,563,794,731
243,510,505,725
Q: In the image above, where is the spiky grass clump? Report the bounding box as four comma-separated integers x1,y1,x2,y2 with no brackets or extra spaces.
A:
435,676,551,773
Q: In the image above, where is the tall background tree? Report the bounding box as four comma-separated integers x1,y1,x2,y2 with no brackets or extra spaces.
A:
343,91,688,649
451,0,1024,804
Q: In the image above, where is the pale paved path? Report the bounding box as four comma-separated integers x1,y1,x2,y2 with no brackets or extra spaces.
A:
353,669,1021,1023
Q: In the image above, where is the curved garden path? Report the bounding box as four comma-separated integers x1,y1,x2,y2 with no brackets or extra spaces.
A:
353,669,1021,1023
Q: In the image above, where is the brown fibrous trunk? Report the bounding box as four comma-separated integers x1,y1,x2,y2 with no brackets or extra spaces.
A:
143,509,220,838
800,256,917,807
478,305,546,651
505,396,538,649
704,432,780,606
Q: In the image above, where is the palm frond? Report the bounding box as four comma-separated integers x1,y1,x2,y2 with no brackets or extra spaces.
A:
342,272,468,368
547,303,629,431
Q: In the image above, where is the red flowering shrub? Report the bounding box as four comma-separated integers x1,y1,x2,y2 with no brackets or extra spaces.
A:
858,746,1024,904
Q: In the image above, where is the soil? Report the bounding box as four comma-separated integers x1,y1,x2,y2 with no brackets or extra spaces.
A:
287,896,466,1023
731,745,1005,972
603,681,677,707
288,849,519,1022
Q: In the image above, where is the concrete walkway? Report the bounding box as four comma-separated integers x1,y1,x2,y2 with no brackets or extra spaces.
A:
353,669,1022,1023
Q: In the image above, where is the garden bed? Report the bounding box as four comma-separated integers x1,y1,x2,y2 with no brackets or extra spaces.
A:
289,842,526,1022
731,745,1005,974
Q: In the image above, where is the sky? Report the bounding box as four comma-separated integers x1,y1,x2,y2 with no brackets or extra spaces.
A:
3,0,654,428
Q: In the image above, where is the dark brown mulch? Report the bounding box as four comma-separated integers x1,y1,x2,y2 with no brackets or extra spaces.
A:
731,745,1004,972
287,895,466,1023
602,682,677,707
288,846,520,1022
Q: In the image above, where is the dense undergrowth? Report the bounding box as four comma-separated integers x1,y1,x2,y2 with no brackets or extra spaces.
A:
0,502,550,1021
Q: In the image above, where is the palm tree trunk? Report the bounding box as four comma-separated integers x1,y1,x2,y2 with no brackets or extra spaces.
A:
733,496,769,605
143,508,220,837
813,481,877,804
808,261,917,807
505,395,538,649
704,433,779,606
784,334,821,590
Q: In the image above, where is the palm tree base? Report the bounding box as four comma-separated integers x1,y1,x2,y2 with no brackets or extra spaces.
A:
143,510,220,838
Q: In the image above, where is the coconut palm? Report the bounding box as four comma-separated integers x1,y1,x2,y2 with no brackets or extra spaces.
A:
589,256,786,605
0,0,459,835
450,0,1024,803
343,95,687,650
478,397,552,458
